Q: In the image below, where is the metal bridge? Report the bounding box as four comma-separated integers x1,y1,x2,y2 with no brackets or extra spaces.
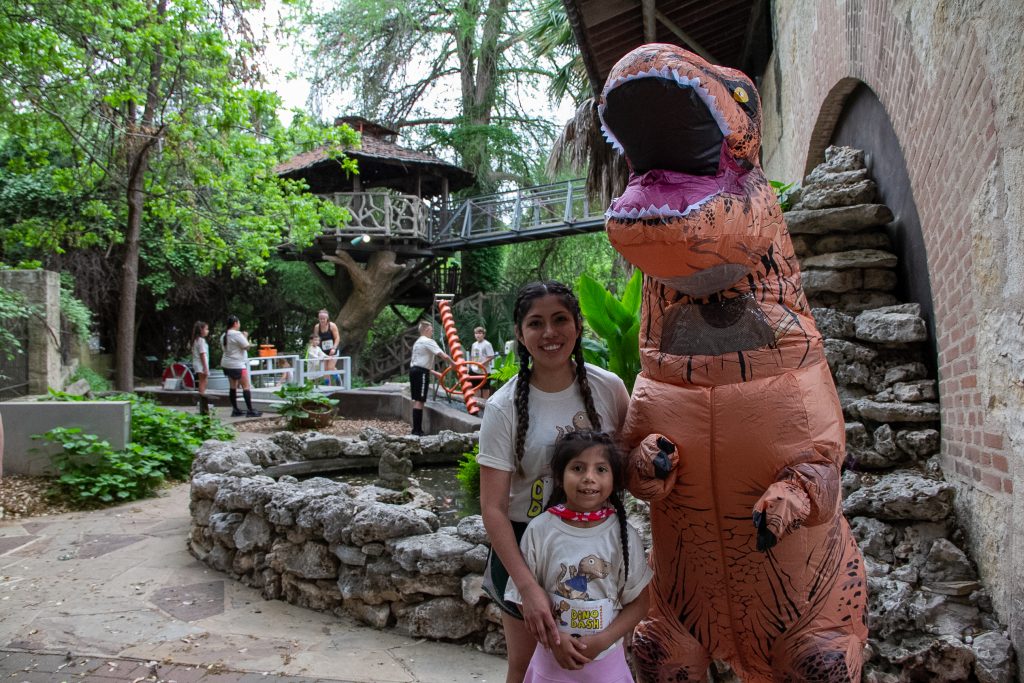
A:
313,177,607,256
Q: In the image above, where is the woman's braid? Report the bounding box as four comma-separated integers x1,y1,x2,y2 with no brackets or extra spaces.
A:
512,342,533,475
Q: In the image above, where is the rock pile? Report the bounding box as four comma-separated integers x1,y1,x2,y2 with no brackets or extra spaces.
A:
187,429,505,650
790,146,1015,682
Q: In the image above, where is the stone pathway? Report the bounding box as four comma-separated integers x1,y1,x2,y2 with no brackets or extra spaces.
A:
0,483,505,682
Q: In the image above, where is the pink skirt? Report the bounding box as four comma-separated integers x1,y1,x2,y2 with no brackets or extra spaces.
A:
522,643,635,683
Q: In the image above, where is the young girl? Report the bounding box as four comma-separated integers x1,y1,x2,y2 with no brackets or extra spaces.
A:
506,431,652,682
191,321,210,415
477,281,630,683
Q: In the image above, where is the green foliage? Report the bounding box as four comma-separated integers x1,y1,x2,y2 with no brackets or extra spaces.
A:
502,233,618,288
771,180,799,212
273,381,339,429
575,270,641,392
0,284,33,362
39,428,170,505
460,247,506,295
59,273,92,342
456,445,481,516
69,366,112,393
488,351,520,389
123,394,233,479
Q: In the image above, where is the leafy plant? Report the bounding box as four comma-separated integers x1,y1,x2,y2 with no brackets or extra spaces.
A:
771,180,799,211
273,381,339,429
69,366,111,393
0,284,34,363
488,351,520,388
456,445,482,516
575,270,642,392
38,428,170,505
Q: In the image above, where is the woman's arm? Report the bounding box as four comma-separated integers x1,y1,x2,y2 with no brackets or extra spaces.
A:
330,322,340,356
479,466,561,649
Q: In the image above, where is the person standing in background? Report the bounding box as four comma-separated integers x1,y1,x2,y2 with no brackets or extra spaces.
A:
470,326,497,400
409,320,453,436
191,321,211,415
221,315,262,418
313,310,341,385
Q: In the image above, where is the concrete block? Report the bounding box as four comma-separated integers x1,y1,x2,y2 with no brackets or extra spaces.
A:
0,401,130,476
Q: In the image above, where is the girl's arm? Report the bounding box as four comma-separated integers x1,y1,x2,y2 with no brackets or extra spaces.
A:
574,588,650,660
479,466,561,649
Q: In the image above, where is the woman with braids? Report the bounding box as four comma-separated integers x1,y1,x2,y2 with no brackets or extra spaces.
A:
505,430,652,682
478,281,630,683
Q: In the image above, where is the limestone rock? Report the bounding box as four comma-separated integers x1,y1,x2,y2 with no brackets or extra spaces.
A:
824,339,878,369
464,544,490,573
883,363,929,387
971,631,1016,683
803,167,870,189
208,512,244,546
837,291,900,313
786,204,894,235
341,598,392,629
855,304,928,344
812,308,856,339
302,434,346,459
456,515,489,545
893,380,938,403
896,429,940,458
881,634,975,682
391,570,462,597
269,541,338,580
850,516,896,563
462,574,485,605
922,539,977,582
318,497,361,545
795,178,877,210
233,513,272,553
803,249,897,270
843,471,954,521
394,596,484,640
331,544,367,566
813,231,892,254
851,399,940,423
281,573,341,611
863,269,899,291
348,503,435,545
388,532,476,575
802,268,863,294
813,145,865,174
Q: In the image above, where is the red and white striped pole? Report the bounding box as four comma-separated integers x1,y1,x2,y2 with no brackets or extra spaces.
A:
436,297,480,415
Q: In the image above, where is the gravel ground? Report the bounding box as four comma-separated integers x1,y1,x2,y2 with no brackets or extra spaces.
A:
0,416,410,521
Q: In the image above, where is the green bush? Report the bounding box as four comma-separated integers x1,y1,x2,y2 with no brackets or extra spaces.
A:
575,270,641,392
456,445,481,515
121,394,233,479
39,427,171,505
273,381,339,429
69,366,112,393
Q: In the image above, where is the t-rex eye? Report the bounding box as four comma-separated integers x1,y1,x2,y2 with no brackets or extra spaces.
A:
732,87,749,103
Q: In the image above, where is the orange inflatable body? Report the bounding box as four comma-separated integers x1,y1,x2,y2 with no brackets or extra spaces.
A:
600,45,868,681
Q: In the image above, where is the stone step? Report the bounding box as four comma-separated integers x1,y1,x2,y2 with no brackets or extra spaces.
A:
785,203,894,234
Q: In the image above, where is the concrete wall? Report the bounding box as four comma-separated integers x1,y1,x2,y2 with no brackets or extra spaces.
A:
0,269,61,394
0,401,130,476
759,0,1024,658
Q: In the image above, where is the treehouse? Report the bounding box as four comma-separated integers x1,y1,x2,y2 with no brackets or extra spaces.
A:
276,116,476,262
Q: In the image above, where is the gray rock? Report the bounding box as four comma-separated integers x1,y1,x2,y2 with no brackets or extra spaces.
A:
802,268,863,294
349,503,435,545
855,305,928,344
234,513,272,553
483,629,507,655
813,231,892,254
971,631,1016,683
837,291,900,313
883,634,976,682
882,362,929,386
867,575,917,639
332,544,367,566
922,539,976,582
786,204,894,235
462,574,485,605
269,541,338,580
791,235,813,258
896,429,941,457
812,308,856,339
391,570,461,597
209,512,244,546
281,573,341,610
834,361,872,388
191,473,227,500
456,515,489,545
803,167,869,188
190,498,213,524
388,532,476,575
465,544,490,573
843,471,954,521
852,399,940,423
794,178,877,210
341,439,372,457
803,249,897,270
320,497,360,544
863,268,899,291
207,544,235,574
893,380,938,402
850,516,896,563
242,440,285,468
302,435,346,459
268,431,304,459
394,596,484,640
814,145,865,174
873,424,898,458
341,598,392,628
842,470,862,497
64,378,92,397
824,339,878,369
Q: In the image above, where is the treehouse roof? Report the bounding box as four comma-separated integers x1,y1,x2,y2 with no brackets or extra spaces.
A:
276,118,476,197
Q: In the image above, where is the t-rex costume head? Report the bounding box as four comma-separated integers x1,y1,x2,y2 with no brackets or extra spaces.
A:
600,44,868,682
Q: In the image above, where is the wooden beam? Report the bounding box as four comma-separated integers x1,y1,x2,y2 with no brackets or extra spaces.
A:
641,0,657,43
655,10,719,64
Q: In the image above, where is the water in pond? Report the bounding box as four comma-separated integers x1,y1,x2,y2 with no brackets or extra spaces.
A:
334,465,477,526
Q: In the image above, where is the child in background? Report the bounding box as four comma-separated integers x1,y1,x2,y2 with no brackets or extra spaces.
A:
505,430,652,682
191,321,211,415
307,333,328,383
469,325,496,400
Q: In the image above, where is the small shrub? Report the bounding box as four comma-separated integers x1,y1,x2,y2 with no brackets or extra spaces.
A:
39,427,171,505
273,381,339,429
69,366,112,393
456,445,481,515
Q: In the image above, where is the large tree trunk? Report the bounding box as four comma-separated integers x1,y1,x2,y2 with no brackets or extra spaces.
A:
322,250,412,361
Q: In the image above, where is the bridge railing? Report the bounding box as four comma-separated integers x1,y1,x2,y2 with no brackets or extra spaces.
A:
319,191,432,240
429,178,599,245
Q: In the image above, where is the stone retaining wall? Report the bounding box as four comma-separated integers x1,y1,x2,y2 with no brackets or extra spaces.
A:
187,429,507,653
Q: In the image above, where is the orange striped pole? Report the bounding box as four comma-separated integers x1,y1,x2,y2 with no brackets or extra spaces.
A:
436,298,480,415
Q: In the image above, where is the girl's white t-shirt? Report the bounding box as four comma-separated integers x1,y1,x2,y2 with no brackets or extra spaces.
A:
221,329,250,369
192,337,209,373
476,363,629,522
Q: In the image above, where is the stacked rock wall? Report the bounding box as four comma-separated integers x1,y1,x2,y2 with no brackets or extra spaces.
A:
792,147,1015,682
187,429,507,652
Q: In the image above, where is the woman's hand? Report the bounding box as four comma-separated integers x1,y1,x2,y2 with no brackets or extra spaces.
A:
519,581,561,649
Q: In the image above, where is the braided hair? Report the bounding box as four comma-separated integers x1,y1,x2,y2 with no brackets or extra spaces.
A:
545,430,632,584
511,281,602,474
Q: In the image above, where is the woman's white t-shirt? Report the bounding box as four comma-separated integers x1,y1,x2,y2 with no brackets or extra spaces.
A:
476,363,629,523
221,329,250,369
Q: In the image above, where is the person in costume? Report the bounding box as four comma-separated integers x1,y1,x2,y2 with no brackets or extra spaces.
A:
506,429,652,683
598,44,868,681
477,281,630,683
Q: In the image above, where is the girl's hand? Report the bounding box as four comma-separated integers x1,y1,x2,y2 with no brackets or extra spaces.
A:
550,635,591,670
520,582,561,649
575,632,611,661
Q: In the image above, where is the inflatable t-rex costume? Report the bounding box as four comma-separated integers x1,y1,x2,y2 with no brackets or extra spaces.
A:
599,45,868,681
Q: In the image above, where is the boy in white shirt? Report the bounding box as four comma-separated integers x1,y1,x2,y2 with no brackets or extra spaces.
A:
409,321,453,436
469,326,496,399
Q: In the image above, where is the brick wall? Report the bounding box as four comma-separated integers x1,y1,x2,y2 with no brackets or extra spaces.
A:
759,0,1023,653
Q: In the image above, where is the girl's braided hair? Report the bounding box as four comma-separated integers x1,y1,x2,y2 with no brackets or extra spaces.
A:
545,429,631,584
511,281,601,473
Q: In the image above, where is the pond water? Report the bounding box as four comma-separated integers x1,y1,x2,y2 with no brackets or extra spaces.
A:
332,464,478,525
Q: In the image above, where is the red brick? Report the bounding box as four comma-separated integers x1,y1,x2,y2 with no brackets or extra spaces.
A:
983,432,1004,450
972,466,981,480
981,472,1002,493
955,460,971,477
961,375,977,389
1004,479,1014,494
991,454,1009,473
